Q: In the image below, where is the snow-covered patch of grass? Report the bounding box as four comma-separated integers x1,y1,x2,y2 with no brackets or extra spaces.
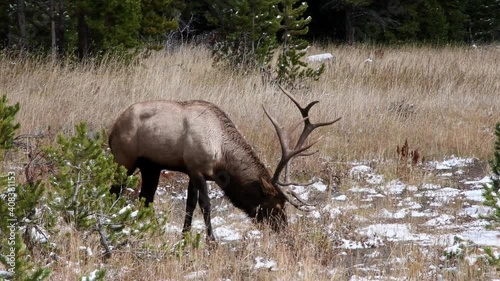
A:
254,256,277,270
214,226,241,241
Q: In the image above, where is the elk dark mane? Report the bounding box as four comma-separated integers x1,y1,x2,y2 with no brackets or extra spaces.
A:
181,100,275,218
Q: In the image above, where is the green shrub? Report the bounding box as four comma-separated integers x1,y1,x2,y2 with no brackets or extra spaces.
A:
275,0,324,87
0,95,20,150
44,122,164,258
483,123,500,267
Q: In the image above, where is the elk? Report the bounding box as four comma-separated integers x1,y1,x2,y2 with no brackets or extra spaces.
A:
108,86,340,240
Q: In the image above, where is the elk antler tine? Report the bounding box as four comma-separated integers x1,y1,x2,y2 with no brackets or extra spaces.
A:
297,150,319,157
277,84,319,118
287,190,317,206
290,139,320,158
289,116,310,135
277,187,316,210
269,86,341,205
276,179,317,187
313,117,342,129
263,106,289,155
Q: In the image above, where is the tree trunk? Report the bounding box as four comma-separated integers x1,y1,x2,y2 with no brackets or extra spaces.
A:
345,5,354,45
77,7,89,59
17,0,26,50
57,0,65,56
50,0,57,61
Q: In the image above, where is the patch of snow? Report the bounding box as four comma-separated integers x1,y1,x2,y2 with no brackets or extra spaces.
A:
322,205,344,218
349,186,379,194
184,270,208,280
464,176,492,189
417,187,460,202
379,208,408,219
411,210,438,218
192,220,205,230
254,256,277,270
214,226,241,241
334,194,347,201
444,244,463,256
312,181,327,192
350,165,373,180
364,251,380,258
461,190,485,202
118,205,131,215
208,185,225,199
290,185,310,200
422,183,441,190
0,271,14,279
460,228,500,246
130,210,138,218
246,230,261,239
424,214,454,226
308,210,321,219
81,270,100,281
358,223,430,242
340,239,368,249
465,254,486,266
211,216,225,226
28,226,49,243
431,156,475,170
79,246,93,256
382,180,417,195
307,53,334,62
459,205,494,218
366,174,384,185
163,223,182,233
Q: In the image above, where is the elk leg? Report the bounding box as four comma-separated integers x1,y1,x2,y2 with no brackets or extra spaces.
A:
192,174,215,241
182,179,198,234
138,160,161,207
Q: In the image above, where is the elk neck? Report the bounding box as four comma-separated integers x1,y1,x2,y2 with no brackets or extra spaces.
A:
213,115,278,217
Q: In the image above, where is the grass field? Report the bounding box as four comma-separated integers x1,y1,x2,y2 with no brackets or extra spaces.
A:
1,45,500,280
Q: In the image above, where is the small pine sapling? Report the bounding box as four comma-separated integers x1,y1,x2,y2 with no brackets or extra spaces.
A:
0,95,20,151
276,0,324,87
45,122,165,258
0,98,51,280
482,123,500,267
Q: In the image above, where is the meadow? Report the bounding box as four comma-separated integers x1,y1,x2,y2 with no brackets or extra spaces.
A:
1,45,500,280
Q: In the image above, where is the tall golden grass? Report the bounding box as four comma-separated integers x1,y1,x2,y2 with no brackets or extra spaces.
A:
3,45,499,164
2,45,499,280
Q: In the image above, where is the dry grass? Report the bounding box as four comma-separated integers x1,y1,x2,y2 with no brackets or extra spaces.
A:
2,45,500,280
3,45,499,163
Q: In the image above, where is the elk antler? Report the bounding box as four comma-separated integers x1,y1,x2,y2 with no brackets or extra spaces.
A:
263,85,341,208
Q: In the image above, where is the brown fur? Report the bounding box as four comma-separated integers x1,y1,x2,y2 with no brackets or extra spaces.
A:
109,100,287,239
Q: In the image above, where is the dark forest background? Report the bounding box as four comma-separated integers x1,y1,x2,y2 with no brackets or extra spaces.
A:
1,0,499,58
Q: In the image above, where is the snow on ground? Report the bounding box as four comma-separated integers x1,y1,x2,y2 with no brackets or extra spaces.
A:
158,156,499,278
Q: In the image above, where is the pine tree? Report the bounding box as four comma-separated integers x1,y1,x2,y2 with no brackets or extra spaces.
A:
483,123,500,224
482,123,500,268
140,0,178,49
276,0,324,87
437,0,468,42
45,123,164,258
210,0,281,70
0,95,20,150
0,98,51,280
466,0,500,42
417,0,448,43
68,0,143,58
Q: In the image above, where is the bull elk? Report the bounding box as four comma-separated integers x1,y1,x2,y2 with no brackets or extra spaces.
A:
108,86,340,240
